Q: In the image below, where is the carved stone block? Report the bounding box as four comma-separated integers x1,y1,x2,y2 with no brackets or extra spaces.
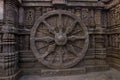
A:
52,0,66,5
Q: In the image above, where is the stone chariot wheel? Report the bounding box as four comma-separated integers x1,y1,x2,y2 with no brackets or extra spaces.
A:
30,10,89,69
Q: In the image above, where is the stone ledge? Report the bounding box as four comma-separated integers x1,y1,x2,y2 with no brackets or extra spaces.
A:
21,64,109,77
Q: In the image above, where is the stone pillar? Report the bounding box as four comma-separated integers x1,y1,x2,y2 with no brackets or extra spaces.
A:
0,0,3,20
95,9,102,32
0,0,4,78
0,0,20,80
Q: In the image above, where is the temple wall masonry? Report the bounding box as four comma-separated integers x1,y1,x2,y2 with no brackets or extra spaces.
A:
0,0,120,80
107,3,120,70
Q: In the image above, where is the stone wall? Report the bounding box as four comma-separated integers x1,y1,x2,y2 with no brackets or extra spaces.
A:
1,0,120,80
0,0,21,80
18,0,109,76
107,3,120,70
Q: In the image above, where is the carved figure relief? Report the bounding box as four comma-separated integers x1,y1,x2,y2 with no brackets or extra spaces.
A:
30,10,89,69
24,9,34,27
81,8,89,27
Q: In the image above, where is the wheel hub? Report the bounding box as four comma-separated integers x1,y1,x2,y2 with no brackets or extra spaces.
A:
55,32,67,45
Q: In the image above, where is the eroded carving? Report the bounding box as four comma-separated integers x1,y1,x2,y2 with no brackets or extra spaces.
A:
30,10,89,69
24,9,34,27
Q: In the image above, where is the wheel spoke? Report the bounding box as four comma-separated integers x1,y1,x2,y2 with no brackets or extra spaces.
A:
38,44,49,50
35,36,54,43
58,13,64,32
72,44,82,49
65,21,77,34
49,52,57,64
43,20,56,34
64,16,69,27
72,29,82,35
38,29,49,35
67,44,79,56
68,35,86,41
58,47,64,65
42,44,56,58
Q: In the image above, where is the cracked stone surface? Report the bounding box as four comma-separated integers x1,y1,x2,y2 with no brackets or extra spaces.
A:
19,68,120,80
